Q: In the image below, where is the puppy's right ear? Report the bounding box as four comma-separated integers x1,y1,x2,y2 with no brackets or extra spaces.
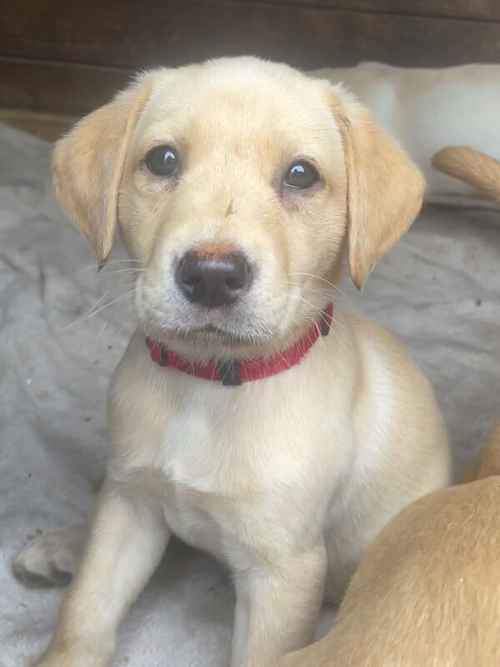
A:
53,76,152,266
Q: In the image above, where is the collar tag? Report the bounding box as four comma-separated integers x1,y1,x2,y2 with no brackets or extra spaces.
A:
218,359,242,386
319,303,334,336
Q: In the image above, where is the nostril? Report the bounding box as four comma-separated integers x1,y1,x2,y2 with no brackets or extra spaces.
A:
225,274,245,291
225,253,251,292
226,277,240,290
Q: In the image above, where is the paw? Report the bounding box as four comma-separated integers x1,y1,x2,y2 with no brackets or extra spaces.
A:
32,639,114,667
33,657,105,667
32,654,70,667
13,525,87,588
32,639,113,667
33,653,109,667
31,648,73,667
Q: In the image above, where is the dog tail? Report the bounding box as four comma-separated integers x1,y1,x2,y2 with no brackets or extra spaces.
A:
432,146,500,205
464,422,500,482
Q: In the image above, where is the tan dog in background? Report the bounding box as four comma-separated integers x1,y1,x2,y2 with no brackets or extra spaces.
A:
278,423,500,667
29,57,450,667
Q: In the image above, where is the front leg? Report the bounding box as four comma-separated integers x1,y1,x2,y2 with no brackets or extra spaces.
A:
35,480,169,667
232,545,327,667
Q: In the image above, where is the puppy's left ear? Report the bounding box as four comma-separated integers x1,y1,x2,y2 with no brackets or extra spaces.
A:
53,75,152,266
332,87,425,289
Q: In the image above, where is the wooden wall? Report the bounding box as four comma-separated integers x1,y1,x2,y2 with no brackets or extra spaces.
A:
1,0,500,136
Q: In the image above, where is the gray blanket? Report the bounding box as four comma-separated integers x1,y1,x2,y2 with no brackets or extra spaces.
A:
1,122,499,666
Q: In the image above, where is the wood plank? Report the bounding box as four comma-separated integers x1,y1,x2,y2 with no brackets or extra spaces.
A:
1,2,500,73
235,1,500,22
0,58,131,116
0,109,75,142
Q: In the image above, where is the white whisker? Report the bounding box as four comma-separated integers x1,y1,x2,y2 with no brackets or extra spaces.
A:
63,288,136,331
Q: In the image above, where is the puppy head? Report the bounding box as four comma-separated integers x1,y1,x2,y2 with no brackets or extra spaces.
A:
54,57,424,359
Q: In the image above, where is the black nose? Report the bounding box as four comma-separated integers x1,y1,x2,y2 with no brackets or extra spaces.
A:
175,250,253,308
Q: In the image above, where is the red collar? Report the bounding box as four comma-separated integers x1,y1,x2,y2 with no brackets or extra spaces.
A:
146,303,333,386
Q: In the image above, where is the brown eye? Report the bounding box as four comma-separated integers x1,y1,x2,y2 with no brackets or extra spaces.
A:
284,160,320,190
145,145,180,177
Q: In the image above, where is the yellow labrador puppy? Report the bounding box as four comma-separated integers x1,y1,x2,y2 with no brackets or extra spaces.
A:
279,422,500,667
33,57,450,667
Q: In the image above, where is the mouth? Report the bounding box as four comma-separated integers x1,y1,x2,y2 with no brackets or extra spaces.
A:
163,323,267,347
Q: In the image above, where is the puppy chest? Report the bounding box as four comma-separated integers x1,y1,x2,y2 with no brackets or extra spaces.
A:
159,469,265,565
161,481,293,569
154,406,292,563
157,407,244,554
159,405,230,486
146,383,338,562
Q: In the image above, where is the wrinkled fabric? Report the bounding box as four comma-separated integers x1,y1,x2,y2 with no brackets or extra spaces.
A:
1,121,499,666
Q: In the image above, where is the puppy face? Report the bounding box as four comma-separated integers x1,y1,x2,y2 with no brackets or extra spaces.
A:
125,60,348,355
54,57,424,359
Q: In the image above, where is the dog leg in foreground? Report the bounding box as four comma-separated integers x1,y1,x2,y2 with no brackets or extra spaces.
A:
35,483,169,667
231,547,327,667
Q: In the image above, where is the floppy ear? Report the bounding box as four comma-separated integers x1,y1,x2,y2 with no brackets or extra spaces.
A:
332,88,425,289
53,76,152,266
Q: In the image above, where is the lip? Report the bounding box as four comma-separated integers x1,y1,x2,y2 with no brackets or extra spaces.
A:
164,323,264,347
188,325,257,345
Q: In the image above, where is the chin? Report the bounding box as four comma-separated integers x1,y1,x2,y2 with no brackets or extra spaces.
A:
139,313,279,361
182,325,266,347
